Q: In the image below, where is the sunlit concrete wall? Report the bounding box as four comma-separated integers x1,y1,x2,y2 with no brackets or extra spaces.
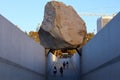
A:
81,12,120,80
0,15,46,80
47,53,56,74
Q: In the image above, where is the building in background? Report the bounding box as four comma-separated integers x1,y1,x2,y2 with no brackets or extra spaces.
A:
97,16,114,32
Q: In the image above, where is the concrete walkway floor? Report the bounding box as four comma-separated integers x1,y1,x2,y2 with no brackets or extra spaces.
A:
47,58,80,80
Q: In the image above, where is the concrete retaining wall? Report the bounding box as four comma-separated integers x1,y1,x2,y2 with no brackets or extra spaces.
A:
70,53,81,79
81,12,120,80
0,15,46,80
71,53,80,73
47,53,56,74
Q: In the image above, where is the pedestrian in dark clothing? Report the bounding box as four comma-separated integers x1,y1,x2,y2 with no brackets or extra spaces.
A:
63,61,66,69
60,66,63,77
53,66,57,76
66,61,69,69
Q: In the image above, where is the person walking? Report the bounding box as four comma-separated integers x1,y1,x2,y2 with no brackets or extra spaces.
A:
53,66,57,76
60,66,63,77
66,61,69,69
63,61,66,69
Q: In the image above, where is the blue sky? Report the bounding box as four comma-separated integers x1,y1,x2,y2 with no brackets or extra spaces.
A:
0,0,120,33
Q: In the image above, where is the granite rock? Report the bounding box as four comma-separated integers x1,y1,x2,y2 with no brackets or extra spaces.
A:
39,1,86,49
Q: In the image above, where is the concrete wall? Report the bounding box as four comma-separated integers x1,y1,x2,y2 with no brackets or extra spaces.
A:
71,53,80,73
81,12,120,80
70,53,81,79
0,15,46,80
47,53,56,74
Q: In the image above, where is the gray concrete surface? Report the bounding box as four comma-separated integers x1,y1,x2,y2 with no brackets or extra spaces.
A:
81,12,120,80
71,53,81,73
0,14,46,80
47,54,80,80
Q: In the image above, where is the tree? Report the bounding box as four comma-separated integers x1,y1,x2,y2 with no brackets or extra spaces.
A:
28,31,40,43
81,32,94,47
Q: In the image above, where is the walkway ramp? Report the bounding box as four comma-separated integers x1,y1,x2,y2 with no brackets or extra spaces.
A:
47,58,80,80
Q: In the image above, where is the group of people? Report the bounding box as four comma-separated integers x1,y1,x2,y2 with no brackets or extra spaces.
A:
53,61,69,77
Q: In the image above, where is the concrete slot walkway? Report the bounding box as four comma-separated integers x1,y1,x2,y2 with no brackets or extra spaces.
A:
47,58,80,80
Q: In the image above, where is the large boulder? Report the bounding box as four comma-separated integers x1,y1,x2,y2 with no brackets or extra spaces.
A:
39,1,86,49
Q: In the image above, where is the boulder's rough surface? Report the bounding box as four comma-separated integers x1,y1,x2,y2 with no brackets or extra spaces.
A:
39,1,86,49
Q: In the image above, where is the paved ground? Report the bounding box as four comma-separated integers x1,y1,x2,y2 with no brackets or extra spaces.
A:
47,58,80,80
